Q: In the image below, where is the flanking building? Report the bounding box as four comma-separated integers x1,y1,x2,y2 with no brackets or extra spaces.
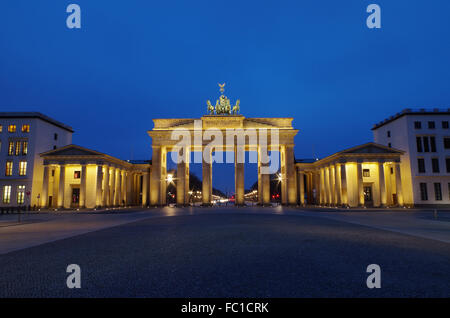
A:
372,108,450,207
0,112,73,208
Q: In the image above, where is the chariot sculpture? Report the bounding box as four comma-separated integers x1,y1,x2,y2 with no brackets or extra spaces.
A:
206,83,240,115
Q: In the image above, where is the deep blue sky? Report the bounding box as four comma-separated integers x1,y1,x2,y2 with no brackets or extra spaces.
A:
1,1,450,192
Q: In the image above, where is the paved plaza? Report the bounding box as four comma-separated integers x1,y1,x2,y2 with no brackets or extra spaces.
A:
0,207,449,297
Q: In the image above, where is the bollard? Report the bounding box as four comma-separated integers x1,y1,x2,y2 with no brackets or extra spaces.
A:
433,209,438,220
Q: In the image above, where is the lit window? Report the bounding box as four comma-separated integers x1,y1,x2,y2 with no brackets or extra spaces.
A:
21,125,30,133
3,186,11,204
434,183,442,201
74,171,81,179
418,158,426,173
432,158,440,173
419,183,428,201
8,125,16,133
19,161,27,176
22,141,28,155
5,161,13,176
8,142,14,156
363,169,370,177
15,141,21,156
17,185,25,204
0,125,2,132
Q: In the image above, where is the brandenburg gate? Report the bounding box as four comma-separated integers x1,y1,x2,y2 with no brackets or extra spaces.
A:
147,84,299,206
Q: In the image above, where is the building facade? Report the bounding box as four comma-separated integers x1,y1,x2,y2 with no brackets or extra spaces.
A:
296,143,405,208
372,109,450,207
40,145,150,209
0,112,73,207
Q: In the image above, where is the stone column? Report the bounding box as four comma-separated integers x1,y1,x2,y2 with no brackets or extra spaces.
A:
234,145,245,206
150,146,161,205
334,164,341,206
41,165,50,208
126,171,132,205
395,162,404,206
319,168,325,205
79,164,87,208
280,145,288,205
378,162,387,207
177,153,187,206
357,162,364,206
117,170,122,206
95,165,103,207
142,171,149,207
299,171,305,205
340,163,348,206
258,146,270,205
184,153,190,204
103,166,110,206
110,167,116,206
57,164,66,208
285,145,297,205
160,148,167,205
324,167,330,205
202,147,212,205
328,165,335,205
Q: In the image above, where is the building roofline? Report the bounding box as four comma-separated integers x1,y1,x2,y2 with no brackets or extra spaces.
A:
0,112,74,133
372,108,450,130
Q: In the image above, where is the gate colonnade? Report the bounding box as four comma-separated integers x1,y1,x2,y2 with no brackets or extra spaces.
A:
40,145,151,209
296,143,405,208
148,115,298,206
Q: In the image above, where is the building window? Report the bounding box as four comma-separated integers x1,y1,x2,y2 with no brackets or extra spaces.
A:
419,183,428,201
15,141,21,155
8,125,16,133
430,136,436,152
54,133,58,141
418,158,426,173
416,137,423,152
21,125,30,133
432,158,440,173
390,167,394,174
434,183,442,201
74,171,81,179
414,121,422,129
17,185,25,204
447,158,450,173
22,141,28,155
51,169,55,177
5,161,13,176
423,137,430,152
444,137,450,149
428,121,435,129
19,161,27,176
2,186,11,204
0,125,2,132
443,121,449,129
363,169,370,177
387,131,391,138
388,142,392,148
8,142,14,156
448,183,450,200
53,145,57,150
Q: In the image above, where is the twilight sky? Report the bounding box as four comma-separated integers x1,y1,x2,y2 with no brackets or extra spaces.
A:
1,0,450,192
